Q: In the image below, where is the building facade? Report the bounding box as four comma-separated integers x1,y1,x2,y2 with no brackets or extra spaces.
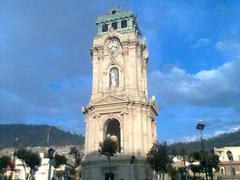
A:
82,8,158,180
214,146,240,179
0,146,76,180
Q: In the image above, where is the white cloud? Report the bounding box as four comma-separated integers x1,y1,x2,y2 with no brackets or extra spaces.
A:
216,40,240,51
169,126,240,144
231,126,240,132
215,36,240,57
210,126,240,138
213,130,225,136
193,38,211,48
168,135,199,144
149,58,240,109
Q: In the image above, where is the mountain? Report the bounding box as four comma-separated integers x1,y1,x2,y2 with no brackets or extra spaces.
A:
0,124,84,149
169,129,240,152
1,124,239,152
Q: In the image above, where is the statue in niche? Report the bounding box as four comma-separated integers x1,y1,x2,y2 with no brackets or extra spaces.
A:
110,71,117,87
109,67,119,88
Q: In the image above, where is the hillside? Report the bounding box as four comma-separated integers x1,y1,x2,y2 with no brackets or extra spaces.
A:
0,124,84,149
169,129,240,152
1,124,239,152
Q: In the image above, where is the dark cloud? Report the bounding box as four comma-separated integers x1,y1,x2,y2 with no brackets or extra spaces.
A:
1,0,240,140
0,0,122,133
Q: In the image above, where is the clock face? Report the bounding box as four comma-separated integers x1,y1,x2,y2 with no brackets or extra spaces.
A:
107,39,119,54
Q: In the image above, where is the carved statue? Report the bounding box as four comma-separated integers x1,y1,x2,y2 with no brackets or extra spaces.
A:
110,71,117,87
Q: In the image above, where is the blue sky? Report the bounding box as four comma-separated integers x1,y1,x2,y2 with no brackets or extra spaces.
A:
1,0,240,142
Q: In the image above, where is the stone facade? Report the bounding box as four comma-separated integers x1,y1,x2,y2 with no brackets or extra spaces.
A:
82,8,158,180
214,146,240,179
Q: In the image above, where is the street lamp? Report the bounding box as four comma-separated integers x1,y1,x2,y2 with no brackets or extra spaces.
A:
130,156,135,180
196,120,205,152
226,150,234,180
196,120,207,180
48,147,55,180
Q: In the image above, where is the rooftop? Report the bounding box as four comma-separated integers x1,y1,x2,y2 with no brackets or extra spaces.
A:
96,8,141,36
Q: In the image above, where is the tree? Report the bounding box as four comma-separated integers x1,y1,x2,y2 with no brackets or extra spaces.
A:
188,151,205,179
99,137,118,157
0,156,11,180
190,164,204,178
69,147,82,167
189,151,201,161
166,164,177,179
15,148,28,179
52,154,67,180
69,147,83,179
99,137,118,180
55,170,65,180
205,153,219,180
147,142,170,180
52,154,67,169
188,150,219,180
15,148,41,180
170,146,188,157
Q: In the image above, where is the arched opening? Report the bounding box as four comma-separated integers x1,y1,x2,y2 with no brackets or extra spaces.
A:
109,67,119,88
104,119,121,152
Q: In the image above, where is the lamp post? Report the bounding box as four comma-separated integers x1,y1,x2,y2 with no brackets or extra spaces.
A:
226,150,234,180
196,120,208,180
105,152,112,180
48,147,55,180
130,156,135,180
196,120,205,153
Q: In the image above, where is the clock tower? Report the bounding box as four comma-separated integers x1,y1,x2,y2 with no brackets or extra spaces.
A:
82,8,158,180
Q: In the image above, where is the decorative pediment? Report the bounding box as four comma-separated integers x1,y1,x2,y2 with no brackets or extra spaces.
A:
93,95,128,106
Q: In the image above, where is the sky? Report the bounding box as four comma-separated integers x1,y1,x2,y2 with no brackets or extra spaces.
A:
0,0,240,142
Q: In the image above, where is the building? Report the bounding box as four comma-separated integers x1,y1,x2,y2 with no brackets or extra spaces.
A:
0,146,77,180
214,146,240,179
13,152,75,180
82,8,158,180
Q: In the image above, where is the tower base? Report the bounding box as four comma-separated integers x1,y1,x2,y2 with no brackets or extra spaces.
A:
81,154,153,180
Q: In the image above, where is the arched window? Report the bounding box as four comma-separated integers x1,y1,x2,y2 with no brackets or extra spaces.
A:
109,67,119,87
104,119,121,152
102,24,108,32
220,167,225,174
121,20,127,28
112,22,118,30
